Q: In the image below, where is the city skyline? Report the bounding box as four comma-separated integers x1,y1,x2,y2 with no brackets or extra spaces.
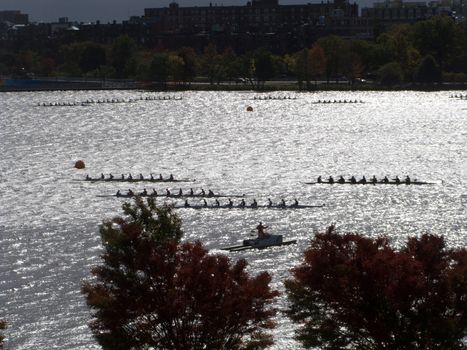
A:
1,0,373,23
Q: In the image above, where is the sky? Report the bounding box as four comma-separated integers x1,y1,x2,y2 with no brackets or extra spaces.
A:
0,0,372,23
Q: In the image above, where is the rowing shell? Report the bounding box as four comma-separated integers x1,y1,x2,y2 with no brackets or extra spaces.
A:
77,178,195,183
222,235,297,251
97,193,245,198
306,181,435,185
176,204,325,209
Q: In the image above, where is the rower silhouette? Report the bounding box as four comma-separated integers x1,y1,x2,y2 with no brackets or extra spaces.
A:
256,222,269,239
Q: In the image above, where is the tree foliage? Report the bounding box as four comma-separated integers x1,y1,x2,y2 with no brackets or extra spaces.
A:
0,320,5,349
415,54,441,84
82,197,278,350
286,226,467,350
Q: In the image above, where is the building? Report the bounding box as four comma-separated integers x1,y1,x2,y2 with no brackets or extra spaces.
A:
0,10,29,25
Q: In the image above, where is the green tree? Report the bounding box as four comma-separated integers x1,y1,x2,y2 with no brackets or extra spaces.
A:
316,35,347,83
286,226,467,350
0,320,6,349
177,47,198,84
253,49,276,88
414,55,441,84
110,35,137,78
377,62,403,86
148,53,170,84
80,43,107,73
82,198,278,350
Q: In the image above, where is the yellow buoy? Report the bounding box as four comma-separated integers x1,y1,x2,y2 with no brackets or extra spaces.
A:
246,106,253,112
74,160,85,169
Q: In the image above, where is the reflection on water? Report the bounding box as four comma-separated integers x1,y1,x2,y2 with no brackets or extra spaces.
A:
0,90,466,349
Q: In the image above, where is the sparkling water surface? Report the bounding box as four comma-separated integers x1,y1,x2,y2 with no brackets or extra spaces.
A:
0,90,466,349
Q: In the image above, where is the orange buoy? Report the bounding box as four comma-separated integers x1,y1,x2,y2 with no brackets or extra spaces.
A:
246,106,253,112
74,160,85,169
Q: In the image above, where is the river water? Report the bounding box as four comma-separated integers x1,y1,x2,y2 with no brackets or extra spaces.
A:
0,90,466,349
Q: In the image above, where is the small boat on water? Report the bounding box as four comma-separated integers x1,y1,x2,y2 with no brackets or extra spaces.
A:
78,174,194,183
222,234,297,251
306,175,436,185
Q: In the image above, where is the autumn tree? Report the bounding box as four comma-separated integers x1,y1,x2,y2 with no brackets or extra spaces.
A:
82,198,278,350
286,226,467,350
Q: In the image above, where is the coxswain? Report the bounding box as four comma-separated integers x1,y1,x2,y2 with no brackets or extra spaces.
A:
189,188,194,196
152,189,158,196
139,173,144,180
184,199,190,207
141,188,148,196
371,175,377,184
166,189,171,196
329,176,335,184
267,198,273,207
350,176,357,184
208,190,215,197
251,199,258,208
203,199,208,207
383,176,389,183
239,199,246,208
200,188,206,196
127,189,134,196
256,222,269,239
109,173,114,179
128,174,133,180
317,176,322,183
169,174,174,180
338,176,345,184
405,175,411,184
215,199,220,207
116,190,122,197
101,173,105,180
359,176,367,184
178,188,183,196
227,198,233,208
394,176,401,184
86,174,91,181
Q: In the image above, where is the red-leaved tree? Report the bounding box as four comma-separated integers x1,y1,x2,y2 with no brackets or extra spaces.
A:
286,225,467,350
0,320,6,349
82,197,278,350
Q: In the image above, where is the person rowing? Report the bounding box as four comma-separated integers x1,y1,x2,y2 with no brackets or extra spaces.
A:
268,198,273,207
169,174,174,180
150,173,155,180
159,174,163,180
371,175,377,184
382,176,389,183
359,176,367,184
256,222,269,239
350,176,357,184
127,189,134,196
208,190,215,197
116,190,122,197
338,176,345,184
152,189,158,196
121,174,125,180
239,199,246,208
227,198,233,208
328,176,335,184
203,199,208,207
200,189,206,196
317,176,322,183
128,174,133,180
109,173,114,180
279,199,286,208
141,188,148,196
394,176,401,184
292,199,299,207
215,199,220,207
178,188,183,196
184,199,190,207
189,188,194,196
139,173,144,180
86,174,91,181
166,189,171,196
101,173,105,180
251,199,258,208
405,175,411,184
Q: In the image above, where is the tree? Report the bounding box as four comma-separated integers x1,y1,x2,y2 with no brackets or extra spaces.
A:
316,35,347,83
148,53,170,84
286,226,467,350
253,49,276,89
377,62,403,86
83,198,278,350
414,55,441,84
110,35,137,78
